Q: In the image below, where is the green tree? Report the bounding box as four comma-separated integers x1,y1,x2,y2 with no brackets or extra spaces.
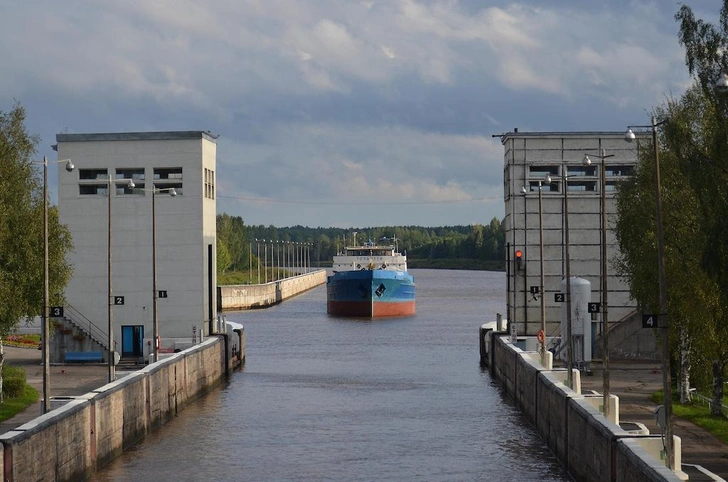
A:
217,214,249,271
674,2,728,414
0,104,73,401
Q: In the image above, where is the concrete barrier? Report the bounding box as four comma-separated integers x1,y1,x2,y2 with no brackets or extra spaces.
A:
218,270,326,310
0,332,242,482
484,330,693,482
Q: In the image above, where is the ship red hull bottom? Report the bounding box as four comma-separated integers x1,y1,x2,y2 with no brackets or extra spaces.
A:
327,300,416,318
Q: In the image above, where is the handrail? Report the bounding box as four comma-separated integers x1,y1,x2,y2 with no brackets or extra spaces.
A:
62,303,109,349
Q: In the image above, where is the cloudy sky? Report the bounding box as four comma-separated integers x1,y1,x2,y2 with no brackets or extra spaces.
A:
1,0,718,228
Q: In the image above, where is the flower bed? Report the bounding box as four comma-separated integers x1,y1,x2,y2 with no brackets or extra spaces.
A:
4,335,41,349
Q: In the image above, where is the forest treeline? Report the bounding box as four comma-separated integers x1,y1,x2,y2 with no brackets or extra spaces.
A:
217,214,506,273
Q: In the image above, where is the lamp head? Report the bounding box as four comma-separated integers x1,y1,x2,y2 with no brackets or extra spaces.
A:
716,70,728,93
583,154,592,166
169,188,177,197
545,174,552,184
127,180,135,189
521,186,528,194
624,128,636,143
64,160,75,172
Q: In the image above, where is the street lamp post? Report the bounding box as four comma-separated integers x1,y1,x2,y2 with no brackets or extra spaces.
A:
626,117,672,468
583,149,615,419
107,177,135,383
150,187,177,362
538,175,551,360
563,168,575,388
38,156,74,414
256,239,260,284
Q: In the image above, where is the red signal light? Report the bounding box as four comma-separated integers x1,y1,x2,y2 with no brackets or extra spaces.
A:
515,249,524,271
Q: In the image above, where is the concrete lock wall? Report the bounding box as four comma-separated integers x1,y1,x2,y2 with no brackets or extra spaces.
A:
0,333,241,482
218,270,326,310
485,332,685,482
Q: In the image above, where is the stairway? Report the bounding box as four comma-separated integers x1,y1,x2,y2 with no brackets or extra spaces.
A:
116,357,143,371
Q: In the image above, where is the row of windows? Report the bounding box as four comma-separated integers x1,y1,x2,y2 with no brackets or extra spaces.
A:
78,182,183,196
79,167,183,181
204,168,215,200
78,168,184,196
527,164,633,193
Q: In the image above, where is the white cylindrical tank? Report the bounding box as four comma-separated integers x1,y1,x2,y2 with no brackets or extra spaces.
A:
560,276,592,364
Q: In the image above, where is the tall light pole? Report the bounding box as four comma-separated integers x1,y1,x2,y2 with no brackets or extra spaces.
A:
107,177,135,383
584,149,615,419
37,156,74,414
538,175,551,360
256,239,260,283
626,117,672,468
563,168,574,388
150,187,176,362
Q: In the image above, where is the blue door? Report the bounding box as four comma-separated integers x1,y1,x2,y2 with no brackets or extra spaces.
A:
121,325,144,358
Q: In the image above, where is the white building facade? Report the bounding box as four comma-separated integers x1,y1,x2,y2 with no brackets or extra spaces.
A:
500,131,640,358
55,131,218,361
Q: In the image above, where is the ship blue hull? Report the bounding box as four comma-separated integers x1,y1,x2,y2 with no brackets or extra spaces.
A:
326,270,416,318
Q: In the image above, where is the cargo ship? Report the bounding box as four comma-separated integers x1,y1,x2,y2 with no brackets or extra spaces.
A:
326,239,416,318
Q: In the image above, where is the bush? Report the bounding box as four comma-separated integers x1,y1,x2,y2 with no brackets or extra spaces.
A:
2,365,27,398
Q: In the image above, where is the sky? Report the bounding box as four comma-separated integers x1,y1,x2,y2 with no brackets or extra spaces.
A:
1,0,719,228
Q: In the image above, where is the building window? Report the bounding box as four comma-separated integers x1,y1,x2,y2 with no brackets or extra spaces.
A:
79,169,108,180
528,165,559,178
527,180,558,192
116,168,145,180
527,165,560,192
79,184,108,195
204,168,215,200
567,165,596,177
606,165,634,177
154,182,183,195
567,180,597,192
117,182,138,195
154,167,183,180
114,168,145,195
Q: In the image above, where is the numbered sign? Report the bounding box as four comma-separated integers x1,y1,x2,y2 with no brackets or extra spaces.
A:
530,286,540,295
114,296,125,306
642,314,657,329
554,293,565,303
50,306,64,318
159,290,168,299
588,302,601,313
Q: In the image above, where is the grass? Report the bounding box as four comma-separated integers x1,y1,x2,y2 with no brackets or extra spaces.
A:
218,269,296,285
0,384,39,422
651,390,728,444
0,338,43,421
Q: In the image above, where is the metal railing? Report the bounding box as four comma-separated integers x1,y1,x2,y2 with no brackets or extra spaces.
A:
690,390,728,417
62,303,108,350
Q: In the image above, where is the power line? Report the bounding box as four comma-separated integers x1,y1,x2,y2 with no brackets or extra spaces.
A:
217,194,501,206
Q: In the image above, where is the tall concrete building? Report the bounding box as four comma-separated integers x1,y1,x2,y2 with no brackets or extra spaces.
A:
55,131,218,362
499,130,643,360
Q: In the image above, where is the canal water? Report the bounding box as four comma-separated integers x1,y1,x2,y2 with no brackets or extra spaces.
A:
92,269,572,481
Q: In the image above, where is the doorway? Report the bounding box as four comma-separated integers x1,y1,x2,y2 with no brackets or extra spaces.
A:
121,325,144,358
